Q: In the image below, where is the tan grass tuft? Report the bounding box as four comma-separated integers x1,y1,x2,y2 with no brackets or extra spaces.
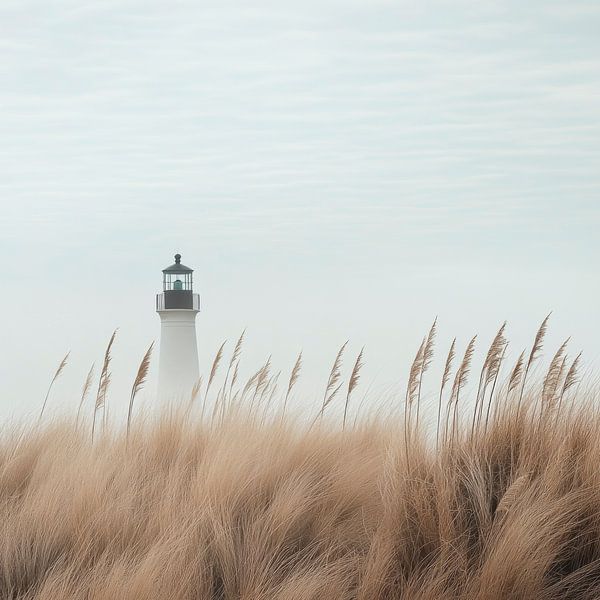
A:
10,320,600,599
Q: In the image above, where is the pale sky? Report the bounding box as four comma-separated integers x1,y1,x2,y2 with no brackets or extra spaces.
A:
1,0,599,423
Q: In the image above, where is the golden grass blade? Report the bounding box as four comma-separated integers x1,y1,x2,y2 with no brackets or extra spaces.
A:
190,377,203,405
484,341,508,432
437,338,456,448
127,341,154,438
39,351,70,422
406,338,425,408
450,335,477,403
260,371,281,420
442,338,456,392
343,347,364,429
205,340,226,401
518,313,551,412
322,342,348,411
422,319,437,375
253,357,272,404
542,338,570,409
404,336,425,463
229,330,245,371
92,329,117,440
484,322,508,387
241,367,261,400
311,342,348,427
415,319,437,430
228,361,239,404
528,313,551,369
218,330,245,406
558,352,582,411
508,350,525,395
472,322,507,435
95,330,117,412
283,351,302,415
449,335,477,442
75,363,95,428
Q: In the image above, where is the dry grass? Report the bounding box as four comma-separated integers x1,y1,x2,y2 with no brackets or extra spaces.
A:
2,319,600,599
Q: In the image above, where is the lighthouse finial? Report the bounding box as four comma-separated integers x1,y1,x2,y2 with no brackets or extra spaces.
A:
175,253,181,264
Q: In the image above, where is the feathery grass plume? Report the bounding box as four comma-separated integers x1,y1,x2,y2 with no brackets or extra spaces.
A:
405,338,425,409
259,371,281,423
266,371,281,404
518,313,551,413
542,338,570,409
314,341,348,424
205,341,226,400
190,377,203,405
241,367,261,400
405,338,425,433
484,341,508,432
39,351,70,422
485,328,508,387
558,351,582,411
508,350,526,396
449,335,476,442
283,351,302,416
127,341,154,439
343,347,364,430
219,330,245,405
92,329,117,440
472,322,507,435
228,361,239,405
249,356,271,408
204,340,226,419
403,337,425,463
231,330,245,365
437,338,456,448
415,319,436,430
256,356,272,397
185,376,203,421
75,363,94,428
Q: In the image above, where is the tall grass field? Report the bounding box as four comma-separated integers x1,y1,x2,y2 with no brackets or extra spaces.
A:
3,318,600,599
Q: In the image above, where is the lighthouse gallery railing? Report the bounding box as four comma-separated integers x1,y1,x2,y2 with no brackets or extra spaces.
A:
156,292,200,311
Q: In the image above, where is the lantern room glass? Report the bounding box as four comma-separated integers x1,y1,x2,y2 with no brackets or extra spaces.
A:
163,272,193,291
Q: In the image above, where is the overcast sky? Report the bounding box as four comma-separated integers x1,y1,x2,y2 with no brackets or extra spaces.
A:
1,0,599,423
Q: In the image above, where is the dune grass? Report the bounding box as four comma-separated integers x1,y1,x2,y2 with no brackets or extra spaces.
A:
2,318,600,599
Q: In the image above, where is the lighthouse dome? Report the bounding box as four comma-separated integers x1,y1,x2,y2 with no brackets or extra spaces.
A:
162,253,193,274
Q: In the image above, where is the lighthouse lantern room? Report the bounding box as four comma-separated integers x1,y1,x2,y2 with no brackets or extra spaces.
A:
156,253,199,311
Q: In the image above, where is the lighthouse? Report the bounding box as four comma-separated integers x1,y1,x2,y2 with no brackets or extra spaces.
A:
156,254,200,401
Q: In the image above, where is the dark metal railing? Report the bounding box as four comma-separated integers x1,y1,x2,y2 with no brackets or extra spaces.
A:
156,292,200,311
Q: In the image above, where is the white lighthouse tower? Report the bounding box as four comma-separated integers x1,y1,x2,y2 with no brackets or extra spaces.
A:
156,254,200,401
